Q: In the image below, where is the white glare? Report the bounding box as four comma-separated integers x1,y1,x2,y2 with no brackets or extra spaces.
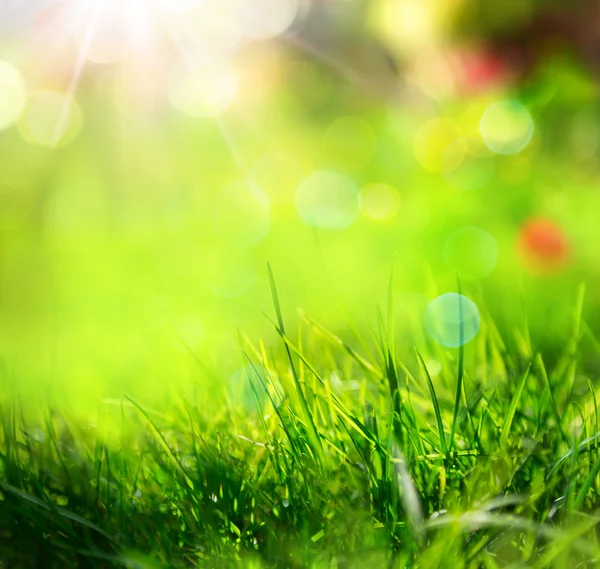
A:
168,62,239,117
162,0,205,13
64,0,155,64
232,0,300,40
0,61,27,132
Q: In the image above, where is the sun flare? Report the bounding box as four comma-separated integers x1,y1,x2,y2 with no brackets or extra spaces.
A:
0,0,302,146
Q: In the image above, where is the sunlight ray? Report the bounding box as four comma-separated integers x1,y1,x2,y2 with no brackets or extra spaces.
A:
51,0,101,146
157,5,259,193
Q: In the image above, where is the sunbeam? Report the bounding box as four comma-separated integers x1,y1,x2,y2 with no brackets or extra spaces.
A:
51,0,100,146
157,0,269,230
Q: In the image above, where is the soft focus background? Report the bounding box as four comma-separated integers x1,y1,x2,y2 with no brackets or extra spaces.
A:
0,0,599,415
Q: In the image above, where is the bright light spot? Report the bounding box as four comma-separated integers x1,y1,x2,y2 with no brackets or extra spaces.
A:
425,293,480,348
443,227,498,280
0,61,27,132
323,116,376,170
175,1,246,59
234,0,301,40
518,218,570,274
480,101,534,155
18,91,82,148
373,0,436,54
208,181,270,248
162,0,204,13
295,171,360,230
424,358,441,377
410,51,455,100
360,183,400,219
413,118,459,172
168,62,238,117
0,1,50,31
66,0,155,64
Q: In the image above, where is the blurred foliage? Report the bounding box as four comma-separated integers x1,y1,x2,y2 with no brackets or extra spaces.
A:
0,0,598,417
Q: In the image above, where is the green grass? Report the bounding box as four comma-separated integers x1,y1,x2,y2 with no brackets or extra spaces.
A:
1,12,600,568
2,274,600,568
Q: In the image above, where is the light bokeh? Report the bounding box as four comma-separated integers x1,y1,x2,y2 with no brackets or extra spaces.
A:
0,0,596,416
295,171,360,230
443,227,498,279
0,60,26,131
480,100,534,155
425,293,481,348
18,90,82,147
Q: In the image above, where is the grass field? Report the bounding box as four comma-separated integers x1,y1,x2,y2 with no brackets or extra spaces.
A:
3,1,600,567
3,270,600,567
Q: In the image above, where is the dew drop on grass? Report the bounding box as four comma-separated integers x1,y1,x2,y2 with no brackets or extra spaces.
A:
425,293,480,348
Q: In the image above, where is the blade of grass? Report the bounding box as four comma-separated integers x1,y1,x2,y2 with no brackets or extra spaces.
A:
267,264,324,466
0,482,114,541
500,364,531,448
123,394,195,492
415,349,447,457
449,279,465,452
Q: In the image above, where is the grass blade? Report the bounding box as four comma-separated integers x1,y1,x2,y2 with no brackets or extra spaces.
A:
449,280,465,452
500,364,531,448
267,264,324,465
416,349,447,456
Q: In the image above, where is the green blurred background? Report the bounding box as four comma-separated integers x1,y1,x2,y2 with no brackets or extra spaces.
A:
1,0,599,415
